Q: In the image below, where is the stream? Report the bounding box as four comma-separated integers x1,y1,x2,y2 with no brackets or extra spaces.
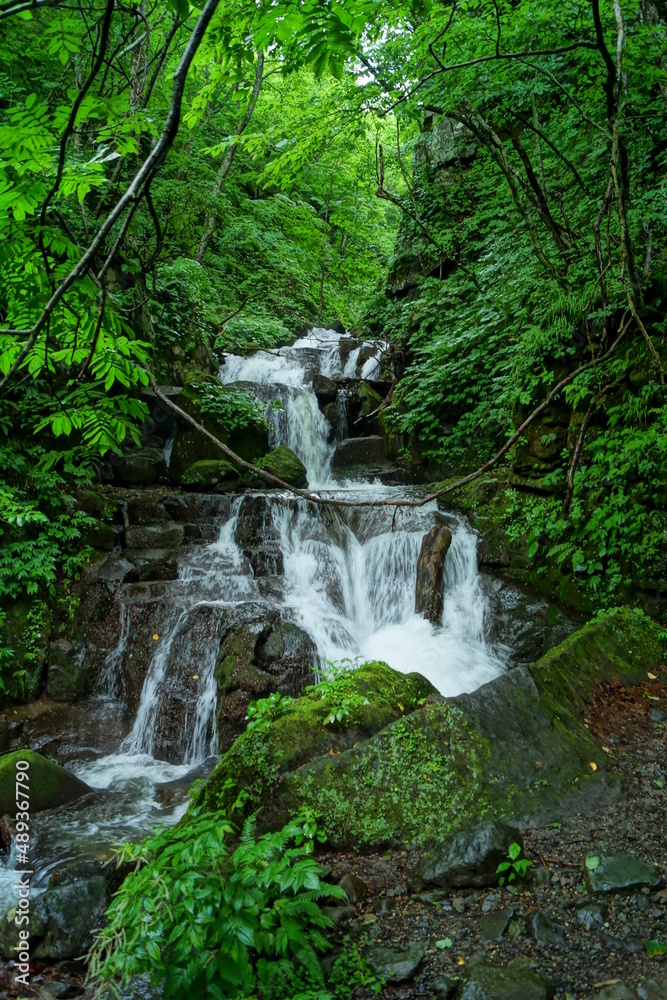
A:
1,328,515,912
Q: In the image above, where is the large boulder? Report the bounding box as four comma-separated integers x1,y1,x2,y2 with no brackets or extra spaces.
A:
196,662,438,816
0,750,91,815
459,962,555,1000
253,445,307,488
46,640,91,702
0,876,109,959
332,436,387,470
197,608,663,849
215,614,318,751
117,448,167,486
415,524,453,623
312,373,338,406
169,375,269,482
181,459,240,491
410,819,523,889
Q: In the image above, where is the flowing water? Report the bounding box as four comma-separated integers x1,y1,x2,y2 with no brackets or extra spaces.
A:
1,327,507,900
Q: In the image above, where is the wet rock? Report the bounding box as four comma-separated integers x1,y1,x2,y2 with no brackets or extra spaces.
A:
215,613,317,752
198,662,437,817
95,556,137,583
46,641,89,703
0,876,109,960
338,872,369,902
460,962,555,999
124,522,185,550
414,525,452,623
321,904,355,926
530,908,565,947
331,435,387,469
117,448,166,486
585,852,661,893
313,373,338,406
575,898,607,928
479,905,514,942
364,942,424,982
410,820,523,889
254,444,307,488
597,985,636,1000
0,750,91,815
181,459,240,491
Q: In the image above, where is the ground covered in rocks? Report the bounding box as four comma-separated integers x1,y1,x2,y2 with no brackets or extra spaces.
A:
317,668,667,999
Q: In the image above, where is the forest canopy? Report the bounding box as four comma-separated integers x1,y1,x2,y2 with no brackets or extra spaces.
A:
0,0,666,639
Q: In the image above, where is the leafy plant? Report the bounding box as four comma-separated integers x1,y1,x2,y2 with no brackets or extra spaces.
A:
306,658,370,727
645,940,667,958
246,691,295,733
88,809,345,999
497,842,533,887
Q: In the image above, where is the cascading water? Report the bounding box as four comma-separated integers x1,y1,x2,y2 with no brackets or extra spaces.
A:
2,325,507,891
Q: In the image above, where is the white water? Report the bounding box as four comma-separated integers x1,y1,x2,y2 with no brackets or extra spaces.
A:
1,326,505,891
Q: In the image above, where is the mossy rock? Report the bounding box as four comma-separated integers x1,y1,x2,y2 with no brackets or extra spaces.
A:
196,662,437,816
0,750,91,815
196,608,663,850
170,376,269,481
181,459,240,491
252,445,307,488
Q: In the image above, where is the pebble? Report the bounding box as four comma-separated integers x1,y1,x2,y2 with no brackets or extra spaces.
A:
452,897,466,913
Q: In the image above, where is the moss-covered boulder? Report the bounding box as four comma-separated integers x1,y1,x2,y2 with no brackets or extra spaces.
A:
0,599,51,707
251,445,307,488
0,750,91,815
197,608,663,849
169,375,269,482
196,662,438,816
181,459,240,491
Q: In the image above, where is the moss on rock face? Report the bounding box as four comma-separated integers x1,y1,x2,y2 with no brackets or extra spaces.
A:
181,459,240,490
195,662,437,816
253,445,307,488
0,750,91,815
196,609,663,850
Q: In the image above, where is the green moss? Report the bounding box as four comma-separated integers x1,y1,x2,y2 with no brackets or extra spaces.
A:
181,459,240,490
196,662,437,816
0,750,90,815
254,445,307,487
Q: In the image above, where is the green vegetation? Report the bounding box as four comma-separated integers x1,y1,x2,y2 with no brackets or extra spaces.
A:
88,809,345,999
496,842,533,887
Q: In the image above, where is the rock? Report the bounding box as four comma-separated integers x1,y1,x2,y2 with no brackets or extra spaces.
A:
338,872,369,902
0,876,109,959
575,899,607,928
181,459,240,491
196,662,437,818
429,976,458,999
331,436,387,469
452,896,466,913
313,373,338,406
650,708,667,723
460,962,555,999
585,853,661,894
117,448,166,486
124,522,185,550
479,905,514,942
414,525,452,623
321,904,355,926
364,942,424,983
215,613,318,752
0,750,91,815
199,609,663,850
410,820,523,889
637,981,667,1000
530,909,565,947
254,445,307,488
597,986,636,1000
169,375,269,482
46,640,89,703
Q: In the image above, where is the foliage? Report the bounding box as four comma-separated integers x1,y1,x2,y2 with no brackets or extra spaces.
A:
496,842,533,886
88,809,345,999
246,691,296,733
306,657,371,727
